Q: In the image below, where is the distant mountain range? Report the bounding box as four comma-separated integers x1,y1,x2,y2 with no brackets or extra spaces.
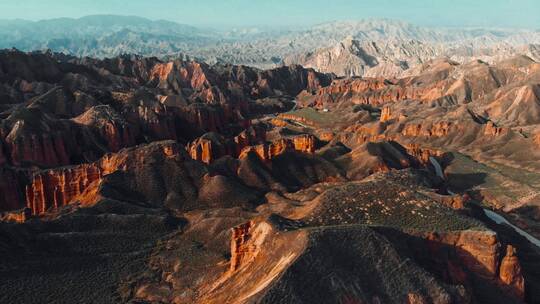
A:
284,38,540,77
1,15,540,72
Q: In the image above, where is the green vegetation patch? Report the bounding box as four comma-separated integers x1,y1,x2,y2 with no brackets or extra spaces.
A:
282,107,339,127
302,176,486,232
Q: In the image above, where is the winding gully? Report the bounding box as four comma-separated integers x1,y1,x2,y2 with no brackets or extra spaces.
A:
429,156,540,248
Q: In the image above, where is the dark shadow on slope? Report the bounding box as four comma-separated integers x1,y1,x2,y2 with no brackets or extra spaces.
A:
446,173,487,192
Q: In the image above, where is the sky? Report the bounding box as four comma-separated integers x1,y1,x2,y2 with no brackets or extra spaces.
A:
1,0,539,29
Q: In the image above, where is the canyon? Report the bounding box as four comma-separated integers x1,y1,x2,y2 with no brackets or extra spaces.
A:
0,40,540,304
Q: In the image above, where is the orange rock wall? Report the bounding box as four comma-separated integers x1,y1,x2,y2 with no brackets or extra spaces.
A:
239,135,316,161
499,245,525,299
25,142,180,215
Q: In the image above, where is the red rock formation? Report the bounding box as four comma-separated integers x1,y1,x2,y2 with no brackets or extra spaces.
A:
255,65,331,98
100,122,137,152
150,62,176,88
26,163,105,215
187,126,266,164
277,113,316,127
429,122,453,137
73,106,138,152
424,193,466,210
499,245,525,299
147,61,253,136
424,230,501,279
137,106,177,140
187,135,222,164
442,195,466,209
316,130,335,142
404,144,445,166
380,106,392,122
484,121,507,136
25,141,180,215
301,77,453,109
230,221,255,271
293,134,316,154
402,121,453,138
402,124,423,137
178,104,227,133
6,128,71,167
150,61,212,94
229,220,273,272
270,118,288,127
406,293,428,304
232,126,266,156
306,70,326,92
339,123,390,145
534,132,540,146
239,135,316,161
0,208,31,223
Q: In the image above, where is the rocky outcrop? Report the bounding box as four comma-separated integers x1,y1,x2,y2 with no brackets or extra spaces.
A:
26,163,105,215
402,121,453,138
404,144,445,166
230,221,258,271
292,134,316,154
299,75,460,109
187,126,266,163
0,104,89,168
136,106,178,141
239,135,316,161
187,133,227,164
534,132,540,146
499,245,525,299
423,192,467,210
148,59,330,104
424,230,501,279
25,141,181,215
277,112,317,127
440,194,466,210
149,61,213,96
73,105,138,152
5,126,72,167
315,129,335,142
484,121,507,136
177,103,228,134
380,106,392,122
0,208,31,223
255,65,331,97
422,229,527,300
232,126,266,156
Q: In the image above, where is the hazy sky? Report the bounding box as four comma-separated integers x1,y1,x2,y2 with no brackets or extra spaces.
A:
1,0,539,29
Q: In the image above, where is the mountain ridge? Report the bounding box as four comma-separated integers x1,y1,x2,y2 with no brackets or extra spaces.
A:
2,15,540,69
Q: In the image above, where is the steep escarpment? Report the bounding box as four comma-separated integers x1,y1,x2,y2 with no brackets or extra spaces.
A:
239,134,316,161
24,141,187,214
187,126,266,164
